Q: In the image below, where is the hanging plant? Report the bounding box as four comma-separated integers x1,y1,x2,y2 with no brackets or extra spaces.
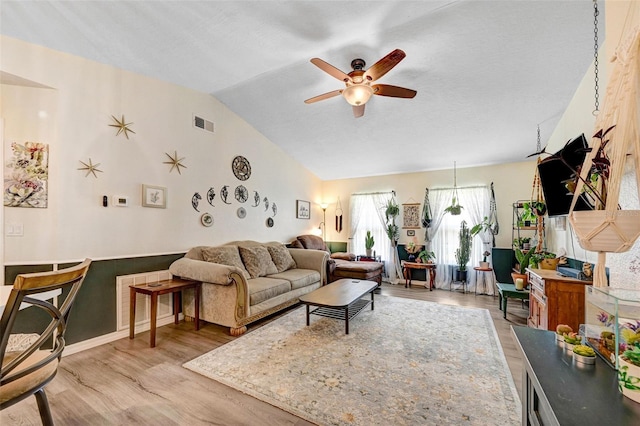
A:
444,161,463,215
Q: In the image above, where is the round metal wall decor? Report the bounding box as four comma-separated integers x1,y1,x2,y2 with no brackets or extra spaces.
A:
200,212,213,227
237,207,247,219
232,156,251,181
235,185,248,203
266,217,274,228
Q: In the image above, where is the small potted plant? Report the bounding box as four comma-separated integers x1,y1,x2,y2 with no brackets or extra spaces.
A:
417,250,435,264
454,221,471,282
365,231,374,257
563,332,582,352
512,247,534,287
556,324,573,343
479,251,491,269
521,202,538,227
573,345,596,365
405,240,422,262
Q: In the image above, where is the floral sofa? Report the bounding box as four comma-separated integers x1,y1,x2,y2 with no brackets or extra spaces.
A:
169,240,328,336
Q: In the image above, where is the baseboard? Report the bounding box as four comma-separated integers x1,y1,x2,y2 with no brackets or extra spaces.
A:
62,314,182,357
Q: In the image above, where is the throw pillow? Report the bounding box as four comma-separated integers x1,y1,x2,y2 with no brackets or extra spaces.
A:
238,246,278,278
267,244,297,273
201,246,251,280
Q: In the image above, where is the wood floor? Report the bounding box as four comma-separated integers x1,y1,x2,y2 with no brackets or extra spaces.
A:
1,282,528,425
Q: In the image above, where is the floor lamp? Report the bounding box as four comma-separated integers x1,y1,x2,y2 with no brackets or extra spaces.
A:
320,203,328,242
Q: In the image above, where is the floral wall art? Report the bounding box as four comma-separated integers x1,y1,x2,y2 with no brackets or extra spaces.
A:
4,141,49,208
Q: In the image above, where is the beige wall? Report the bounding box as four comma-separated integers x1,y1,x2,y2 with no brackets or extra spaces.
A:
322,160,537,249
1,36,323,264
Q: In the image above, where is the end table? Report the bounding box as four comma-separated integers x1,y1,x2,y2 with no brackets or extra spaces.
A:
129,278,201,347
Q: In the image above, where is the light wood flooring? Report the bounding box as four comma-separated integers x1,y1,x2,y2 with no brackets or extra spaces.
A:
1,282,528,425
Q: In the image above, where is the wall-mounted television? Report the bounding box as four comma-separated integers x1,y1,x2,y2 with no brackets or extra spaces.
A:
537,133,592,217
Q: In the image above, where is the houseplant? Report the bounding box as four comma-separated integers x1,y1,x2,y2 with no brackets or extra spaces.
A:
365,231,374,257
471,216,492,267
417,250,435,264
512,247,534,287
520,202,537,227
454,221,471,282
384,199,400,246
405,240,422,262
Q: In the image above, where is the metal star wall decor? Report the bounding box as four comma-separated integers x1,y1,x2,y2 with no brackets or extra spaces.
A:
163,151,187,174
78,158,103,178
109,114,135,139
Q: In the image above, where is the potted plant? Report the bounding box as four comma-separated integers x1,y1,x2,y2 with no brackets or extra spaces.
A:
444,197,463,215
556,324,573,343
365,231,374,257
417,250,435,264
619,345,640,403
454,221,471,282
479,251,491,269
521,202,537,227
384,199,400,246
471,216,493,267
512,247,534,287
563,332,582,352
405,240,422,262
573,345,596,365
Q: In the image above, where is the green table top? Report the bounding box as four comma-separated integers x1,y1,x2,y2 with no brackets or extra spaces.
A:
496,282,530,296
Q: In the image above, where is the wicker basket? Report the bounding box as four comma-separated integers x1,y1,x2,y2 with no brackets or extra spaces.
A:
569,210,640,253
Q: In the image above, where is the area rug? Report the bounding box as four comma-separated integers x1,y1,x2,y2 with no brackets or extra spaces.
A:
184,296,521,425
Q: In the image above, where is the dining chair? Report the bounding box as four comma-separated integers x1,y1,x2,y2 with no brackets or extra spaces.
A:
0,259,92,425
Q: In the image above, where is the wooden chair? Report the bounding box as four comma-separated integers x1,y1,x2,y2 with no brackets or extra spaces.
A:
0,259,92,425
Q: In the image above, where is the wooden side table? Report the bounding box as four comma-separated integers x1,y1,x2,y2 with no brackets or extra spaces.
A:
401,261,436,290
129,278,201,348
473,266,493,295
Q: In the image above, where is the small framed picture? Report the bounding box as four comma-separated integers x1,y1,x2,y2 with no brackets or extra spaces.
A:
296,200,310,219
407,230,415,236
142,184,167,208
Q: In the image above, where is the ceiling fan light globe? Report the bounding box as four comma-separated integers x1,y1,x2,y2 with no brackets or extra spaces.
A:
342,84,373,106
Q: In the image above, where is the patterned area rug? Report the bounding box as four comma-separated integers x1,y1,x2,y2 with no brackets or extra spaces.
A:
184,296,520,425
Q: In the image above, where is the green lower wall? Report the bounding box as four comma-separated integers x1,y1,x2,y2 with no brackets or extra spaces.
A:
4,253,185,345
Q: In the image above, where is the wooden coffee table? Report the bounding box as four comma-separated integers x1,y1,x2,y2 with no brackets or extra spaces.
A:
299,279,377,334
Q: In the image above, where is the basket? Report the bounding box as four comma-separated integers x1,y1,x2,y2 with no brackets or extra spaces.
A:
569,210,640,253
540,258,560,270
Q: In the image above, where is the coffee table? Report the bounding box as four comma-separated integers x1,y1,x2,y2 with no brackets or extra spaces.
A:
299,279,377,334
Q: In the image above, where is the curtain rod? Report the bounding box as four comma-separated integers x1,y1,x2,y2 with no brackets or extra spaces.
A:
430,185,488,190
351,190,395,196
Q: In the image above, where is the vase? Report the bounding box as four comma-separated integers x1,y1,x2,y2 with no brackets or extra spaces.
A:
408,254,416,262
479,261,490,269
618,356,640,404
366,249,372,257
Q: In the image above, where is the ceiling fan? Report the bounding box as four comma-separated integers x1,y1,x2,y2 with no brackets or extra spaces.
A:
304,48,417,118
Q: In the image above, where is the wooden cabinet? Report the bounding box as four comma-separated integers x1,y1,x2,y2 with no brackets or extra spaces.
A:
526,268,591,332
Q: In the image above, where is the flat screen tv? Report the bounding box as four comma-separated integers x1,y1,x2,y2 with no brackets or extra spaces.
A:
537,133,592,217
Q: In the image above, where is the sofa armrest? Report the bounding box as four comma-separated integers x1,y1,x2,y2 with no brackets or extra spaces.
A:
169,257,238,285
288,248,329,283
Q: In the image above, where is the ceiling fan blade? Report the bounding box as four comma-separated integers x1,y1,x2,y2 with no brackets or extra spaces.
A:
352,104,365,118
310,58,351,82
364,49,406,82
304,89,343,104
372,84,417,98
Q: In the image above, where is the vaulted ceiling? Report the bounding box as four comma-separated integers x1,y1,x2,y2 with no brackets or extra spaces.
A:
0,1,600,180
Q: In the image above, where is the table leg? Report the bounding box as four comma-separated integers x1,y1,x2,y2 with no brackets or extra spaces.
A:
194,283,201,331
129,287,136,340
404,267,409,288
430,269,435,291
305,304,310,326
150,292,158,348
371,291,375,310
503,297,508,319
345,306,349,335
173,291,180,325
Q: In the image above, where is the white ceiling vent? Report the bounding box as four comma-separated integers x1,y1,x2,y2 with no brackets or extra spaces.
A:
193,114,214,133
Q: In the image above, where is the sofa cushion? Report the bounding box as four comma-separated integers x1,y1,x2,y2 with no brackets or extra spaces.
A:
330,252,356,261
267,269,320,291
266,245,297,273
201,246,250,280
295,234,328,251
238,246,278,278
247,277,291,306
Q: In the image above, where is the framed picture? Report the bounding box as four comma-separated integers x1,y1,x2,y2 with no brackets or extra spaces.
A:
296,200,310,219
407,230,415,236
402,203,421,229
142,184,167,208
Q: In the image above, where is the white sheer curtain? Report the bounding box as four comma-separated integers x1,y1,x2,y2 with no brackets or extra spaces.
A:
350,192,394,280
430,186,491,292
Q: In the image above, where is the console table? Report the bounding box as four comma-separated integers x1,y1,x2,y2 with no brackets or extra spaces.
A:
401,261,435,290
512,326,640,425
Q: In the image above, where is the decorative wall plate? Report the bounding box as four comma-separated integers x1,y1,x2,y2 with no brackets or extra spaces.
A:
237,207,246,219
201,212,213,227
232,156,251,181
266,217,274,228
235,185,248,203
